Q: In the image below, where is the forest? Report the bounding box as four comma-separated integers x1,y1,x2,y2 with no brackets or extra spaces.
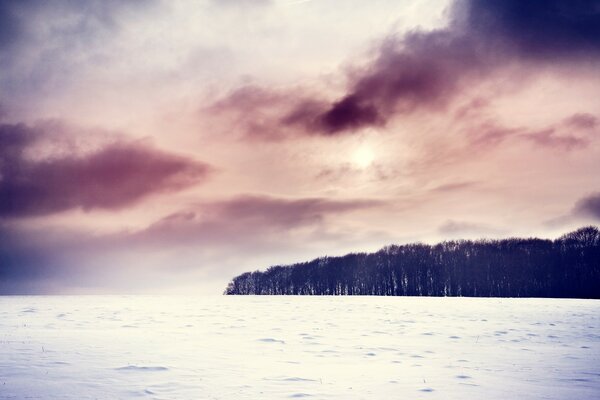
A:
224,226,600,298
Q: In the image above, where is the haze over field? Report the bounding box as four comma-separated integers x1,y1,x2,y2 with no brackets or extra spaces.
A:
1,0,600,294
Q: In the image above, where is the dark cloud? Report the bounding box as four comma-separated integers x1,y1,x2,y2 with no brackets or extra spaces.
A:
301,0,600,135
0,122,211,218
317,95,383,133
276,31,487,136
0,222,93,294
460,0,600,60
0,3,18,50
574,192,600,221
544,192,600,228
212,0,600,137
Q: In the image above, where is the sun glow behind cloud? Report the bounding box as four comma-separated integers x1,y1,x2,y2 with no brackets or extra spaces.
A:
351,145,376,169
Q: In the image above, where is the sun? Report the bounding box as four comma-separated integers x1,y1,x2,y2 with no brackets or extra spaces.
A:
352,145,375,168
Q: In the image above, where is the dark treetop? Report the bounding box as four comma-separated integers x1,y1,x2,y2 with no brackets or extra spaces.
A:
225,226,600,298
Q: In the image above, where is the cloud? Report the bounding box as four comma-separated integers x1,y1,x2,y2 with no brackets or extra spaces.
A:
438,220,505,237
207,85,305,139
563,113,598,130
305,0,600,134
284,94,385,134
459,0,600,61
0,0,157,51
0,194,388,293
209,0,600,138
430,181,479,193
210,0,272,7
0,0,160,108
302,33,484,134
0,122,211,218
0,222,91,294
212,31,486,138
467,113,598,151
520,129,588,151
212,194,382,223
151,195,388,252
136,194,386,246
573,192,600,221
408,111,599,183
544,192,600,228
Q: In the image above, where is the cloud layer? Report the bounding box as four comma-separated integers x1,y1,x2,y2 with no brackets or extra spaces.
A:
574,192,600,221
0,194,387,293
0,122,210,217
210,0,600,138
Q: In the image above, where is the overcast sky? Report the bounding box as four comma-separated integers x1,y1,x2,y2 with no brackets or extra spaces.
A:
1,0,599,294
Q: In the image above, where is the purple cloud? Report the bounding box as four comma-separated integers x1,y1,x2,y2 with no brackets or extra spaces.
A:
468,113,598,151
0,194,387,293
521,128,588,151
563,113,598,130
138,195,385,245
574,192,600,221
211,0,600,138
297,0,600,134
460,0,600,61
0,123,211,217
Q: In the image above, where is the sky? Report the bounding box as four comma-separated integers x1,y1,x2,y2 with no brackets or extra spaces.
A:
1,0,600,294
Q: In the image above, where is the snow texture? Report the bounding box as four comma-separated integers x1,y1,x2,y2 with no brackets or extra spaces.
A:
0,296,599,399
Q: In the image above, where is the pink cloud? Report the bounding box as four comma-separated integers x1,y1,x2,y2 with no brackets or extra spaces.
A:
0,122,211,217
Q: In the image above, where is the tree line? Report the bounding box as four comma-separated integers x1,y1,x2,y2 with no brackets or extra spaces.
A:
224,226,600,298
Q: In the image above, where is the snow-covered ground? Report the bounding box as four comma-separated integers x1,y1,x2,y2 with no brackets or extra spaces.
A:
0,296,599,399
